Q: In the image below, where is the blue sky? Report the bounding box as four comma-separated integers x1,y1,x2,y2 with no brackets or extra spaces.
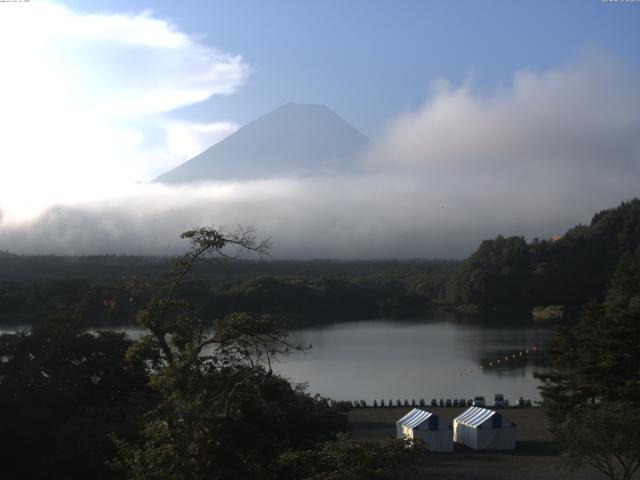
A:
59,0,640,136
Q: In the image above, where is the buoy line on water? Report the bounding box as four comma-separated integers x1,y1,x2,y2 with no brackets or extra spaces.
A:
460,345,539,372
335,346,542,407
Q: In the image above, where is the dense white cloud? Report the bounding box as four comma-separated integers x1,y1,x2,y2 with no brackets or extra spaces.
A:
0,1,248,222
165,121,239,159
365,52,640,181
0,2,248,117
0,173,634,259
1,50,638,258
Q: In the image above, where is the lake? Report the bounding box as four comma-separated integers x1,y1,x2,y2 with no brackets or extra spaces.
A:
275,316,554,404
1,315,555,405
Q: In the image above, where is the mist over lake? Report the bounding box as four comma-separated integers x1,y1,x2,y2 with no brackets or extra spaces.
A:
1,2,639,479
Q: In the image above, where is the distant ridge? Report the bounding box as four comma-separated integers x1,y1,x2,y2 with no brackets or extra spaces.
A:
154,102,369,183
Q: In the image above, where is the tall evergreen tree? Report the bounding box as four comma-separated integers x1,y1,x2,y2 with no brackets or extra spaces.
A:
536,248,640,480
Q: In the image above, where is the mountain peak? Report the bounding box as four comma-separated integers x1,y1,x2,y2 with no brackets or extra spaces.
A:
154,103,369,184
280,101,326,109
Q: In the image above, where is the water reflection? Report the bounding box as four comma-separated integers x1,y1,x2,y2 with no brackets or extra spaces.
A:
276,316,554,403
1,316,556,403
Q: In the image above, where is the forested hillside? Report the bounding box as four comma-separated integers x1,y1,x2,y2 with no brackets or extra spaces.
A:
447,199,640,310
0,228,426,479
0,258,455,326
3,199,640,325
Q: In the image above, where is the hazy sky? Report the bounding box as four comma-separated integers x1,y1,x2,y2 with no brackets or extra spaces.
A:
0,1,639,258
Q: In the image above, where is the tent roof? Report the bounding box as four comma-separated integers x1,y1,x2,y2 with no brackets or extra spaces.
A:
455,406,498,428
398,408,435,429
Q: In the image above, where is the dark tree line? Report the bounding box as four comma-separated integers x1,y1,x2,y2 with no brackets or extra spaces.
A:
0,227,427,480
536,247,640,480
447,199,640,310
0,318,152,478
0,265,454,327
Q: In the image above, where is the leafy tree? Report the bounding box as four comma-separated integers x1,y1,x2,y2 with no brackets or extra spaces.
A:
276,434,427,480
536,248,640,480
1,226,428,479
556,402,640,480
112,227,349,480
538,250,640,419
447,199,640,310
0,316,150,480
446,235,530,307
0,252,457,328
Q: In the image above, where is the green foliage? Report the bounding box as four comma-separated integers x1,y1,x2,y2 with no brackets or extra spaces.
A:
537,247,640,480
112,227,352,480
0,279,139,326
537,249,640,422
557,402,640,480
3,226,431,480
113,368,349,480
205,277,379,321
0,259,456,327
447,235,530,306
276,434,427,480
0,317,151,479
448,199,640,309
0,229,359,479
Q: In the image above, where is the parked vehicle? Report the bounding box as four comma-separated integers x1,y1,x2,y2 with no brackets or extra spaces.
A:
472,396,486,407
431,398,438,407
493,393,506,408
459,398,467,407
445,398,452,407
453,398,459,407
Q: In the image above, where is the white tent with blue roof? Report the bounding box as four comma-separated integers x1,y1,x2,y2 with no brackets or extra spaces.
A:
396,408,453,452
453,406,516,450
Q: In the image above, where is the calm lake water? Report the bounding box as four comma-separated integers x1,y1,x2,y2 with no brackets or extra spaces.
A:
275,317,554,404
1,315,555,404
